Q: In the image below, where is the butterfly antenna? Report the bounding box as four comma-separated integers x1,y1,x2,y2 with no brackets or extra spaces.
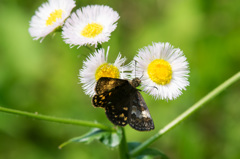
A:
144,85,158,91
134,61,145,80
153,86,158,90
120,66,123,79
134,60,137,78
139,72,144,80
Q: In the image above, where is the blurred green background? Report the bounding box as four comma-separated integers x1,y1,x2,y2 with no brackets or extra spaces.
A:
0,0,240,158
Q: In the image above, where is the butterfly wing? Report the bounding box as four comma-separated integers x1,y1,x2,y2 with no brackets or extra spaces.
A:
128,91,155,131
92,92,112,108
93,77,155,131
92,90,129,126
95,77,128,94
93,77,135,126
105,100,129,126
104,80,134,126
92,77,131,108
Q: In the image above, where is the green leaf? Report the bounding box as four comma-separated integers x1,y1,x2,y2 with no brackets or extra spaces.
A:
59,128,122,149
128,142,169,159
99,127,122,147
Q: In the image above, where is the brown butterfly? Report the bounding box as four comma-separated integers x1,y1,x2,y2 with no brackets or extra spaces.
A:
92,77,154,131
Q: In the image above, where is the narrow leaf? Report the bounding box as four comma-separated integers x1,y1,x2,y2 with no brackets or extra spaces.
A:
128,142,169,159
59,128,106,148
59,128,122,148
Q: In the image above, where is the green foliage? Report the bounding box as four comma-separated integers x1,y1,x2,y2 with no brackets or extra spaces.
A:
59,128,122,148
0,0,240,159
128,142,169,159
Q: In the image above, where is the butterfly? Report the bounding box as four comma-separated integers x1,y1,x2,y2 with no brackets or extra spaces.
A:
92,77,154,131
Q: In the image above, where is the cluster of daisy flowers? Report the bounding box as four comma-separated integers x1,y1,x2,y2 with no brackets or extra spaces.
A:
29,0,119,45
29,0,189,100
79,43,189,100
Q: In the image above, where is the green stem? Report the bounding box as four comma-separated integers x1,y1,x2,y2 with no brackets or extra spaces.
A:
130,71,240,157
0,106,113,131
85,45,94,52
119,127,130,159
84,43,102,53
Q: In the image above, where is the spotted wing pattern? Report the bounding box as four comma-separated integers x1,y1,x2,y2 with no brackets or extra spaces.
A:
128,91,154,131
92,77,155,131
92,92,112,108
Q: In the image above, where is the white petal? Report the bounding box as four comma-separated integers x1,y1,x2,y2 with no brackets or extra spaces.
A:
62,5,119,47
79,47,130,97
29,0,76,41
132,42,190,100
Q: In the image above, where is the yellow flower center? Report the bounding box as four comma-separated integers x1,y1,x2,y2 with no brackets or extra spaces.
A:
81,23,103,38
147,59,172,85
46,9,63,26
95,63,120,81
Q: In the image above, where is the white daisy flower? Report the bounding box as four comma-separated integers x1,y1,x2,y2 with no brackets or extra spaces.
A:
79,47,129,97
62,5,120,48
132,42,190,100
29,0,76,42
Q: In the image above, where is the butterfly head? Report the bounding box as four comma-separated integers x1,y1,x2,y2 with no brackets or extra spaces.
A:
131,78,141,88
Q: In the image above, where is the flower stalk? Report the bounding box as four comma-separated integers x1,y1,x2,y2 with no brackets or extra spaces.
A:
119,127,130,159
0,106,113,131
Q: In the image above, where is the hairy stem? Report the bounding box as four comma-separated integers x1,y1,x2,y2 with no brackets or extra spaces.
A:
130,71,240,157
0,106,113,131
